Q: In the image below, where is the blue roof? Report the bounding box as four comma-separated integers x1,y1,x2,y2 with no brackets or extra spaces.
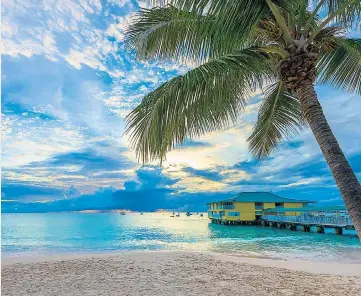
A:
207,192,315,204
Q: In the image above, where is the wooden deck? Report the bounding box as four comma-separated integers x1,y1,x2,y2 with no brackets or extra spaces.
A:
261,215,355,234
209,214,356,235
262,215,354,228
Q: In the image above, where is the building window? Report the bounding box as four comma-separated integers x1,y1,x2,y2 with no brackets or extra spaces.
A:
221,202,235,209
275,203,284,208
228,212,240,217
255,202,264,210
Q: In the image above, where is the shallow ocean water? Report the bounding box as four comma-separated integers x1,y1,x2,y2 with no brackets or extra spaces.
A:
2,213,360,262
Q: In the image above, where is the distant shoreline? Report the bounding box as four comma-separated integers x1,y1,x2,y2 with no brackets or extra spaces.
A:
2,251,361,296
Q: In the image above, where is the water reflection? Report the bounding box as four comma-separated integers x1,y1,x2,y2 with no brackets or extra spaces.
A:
2,213,360,262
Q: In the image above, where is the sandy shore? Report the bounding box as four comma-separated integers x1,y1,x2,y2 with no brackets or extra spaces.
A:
2,251,361,296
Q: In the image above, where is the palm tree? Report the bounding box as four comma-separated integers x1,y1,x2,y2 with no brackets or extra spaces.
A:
124,0,361,239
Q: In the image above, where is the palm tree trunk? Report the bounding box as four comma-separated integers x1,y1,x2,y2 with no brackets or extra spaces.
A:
295,82,361,240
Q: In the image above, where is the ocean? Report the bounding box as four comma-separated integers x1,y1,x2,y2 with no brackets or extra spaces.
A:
2,213,360,262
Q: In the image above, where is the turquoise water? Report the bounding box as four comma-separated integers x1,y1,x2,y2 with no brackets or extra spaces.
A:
2,213,360,262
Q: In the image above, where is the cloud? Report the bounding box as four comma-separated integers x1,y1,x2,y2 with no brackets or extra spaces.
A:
2,147,136,194
1,116,85,168
1,165,229,212
182,167,224,182
1,184,65,202
1,187,118,213
279,177,323,188
2,0,360,213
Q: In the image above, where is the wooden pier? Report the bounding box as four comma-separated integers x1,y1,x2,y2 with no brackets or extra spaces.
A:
261,215,355,234
210,214,355,235
208,203,356,236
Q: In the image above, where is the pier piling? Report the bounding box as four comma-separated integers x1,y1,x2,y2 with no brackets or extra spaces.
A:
287,224,297,231
334,227,343,235
316,226,325,233
302,225,310,232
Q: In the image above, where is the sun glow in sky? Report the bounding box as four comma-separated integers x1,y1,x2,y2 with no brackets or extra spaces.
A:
1,0,361,212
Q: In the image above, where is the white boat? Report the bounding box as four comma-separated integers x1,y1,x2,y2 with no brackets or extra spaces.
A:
176,213,180,217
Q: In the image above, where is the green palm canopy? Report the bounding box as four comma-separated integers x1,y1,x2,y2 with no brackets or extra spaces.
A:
124,0,361,163
124,0,361,240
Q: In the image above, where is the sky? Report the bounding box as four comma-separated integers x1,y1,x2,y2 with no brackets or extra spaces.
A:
1,0,361,212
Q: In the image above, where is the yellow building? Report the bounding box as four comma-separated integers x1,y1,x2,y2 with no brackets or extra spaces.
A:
207,192,315,223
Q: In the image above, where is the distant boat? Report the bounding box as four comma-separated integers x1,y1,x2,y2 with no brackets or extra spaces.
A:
176,213,180,217
186,212,192,216
120,212,126,215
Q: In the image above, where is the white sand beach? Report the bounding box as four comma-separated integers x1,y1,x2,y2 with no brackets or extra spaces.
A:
2,251,361,296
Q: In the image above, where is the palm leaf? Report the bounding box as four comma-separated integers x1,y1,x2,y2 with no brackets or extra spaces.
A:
317,38,361,94
125,2,267,63
248,81,306,159
125,48,275,163
318,0,361,29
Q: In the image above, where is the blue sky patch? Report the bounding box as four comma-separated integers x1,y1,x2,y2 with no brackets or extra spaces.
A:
1,0,360,212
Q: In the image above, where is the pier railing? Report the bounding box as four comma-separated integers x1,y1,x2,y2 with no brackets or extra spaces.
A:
263,215,354,227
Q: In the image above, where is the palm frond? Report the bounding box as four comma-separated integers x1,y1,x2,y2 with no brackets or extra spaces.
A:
317,38,361,94
313,26,345,52
318,0,361,29
248,81,306,159
125,48,275,163
125,2,267,63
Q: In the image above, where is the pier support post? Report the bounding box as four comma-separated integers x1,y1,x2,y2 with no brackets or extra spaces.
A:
334,227,343,235
316,226,324,233
288,224,297,231
302,225,310,232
